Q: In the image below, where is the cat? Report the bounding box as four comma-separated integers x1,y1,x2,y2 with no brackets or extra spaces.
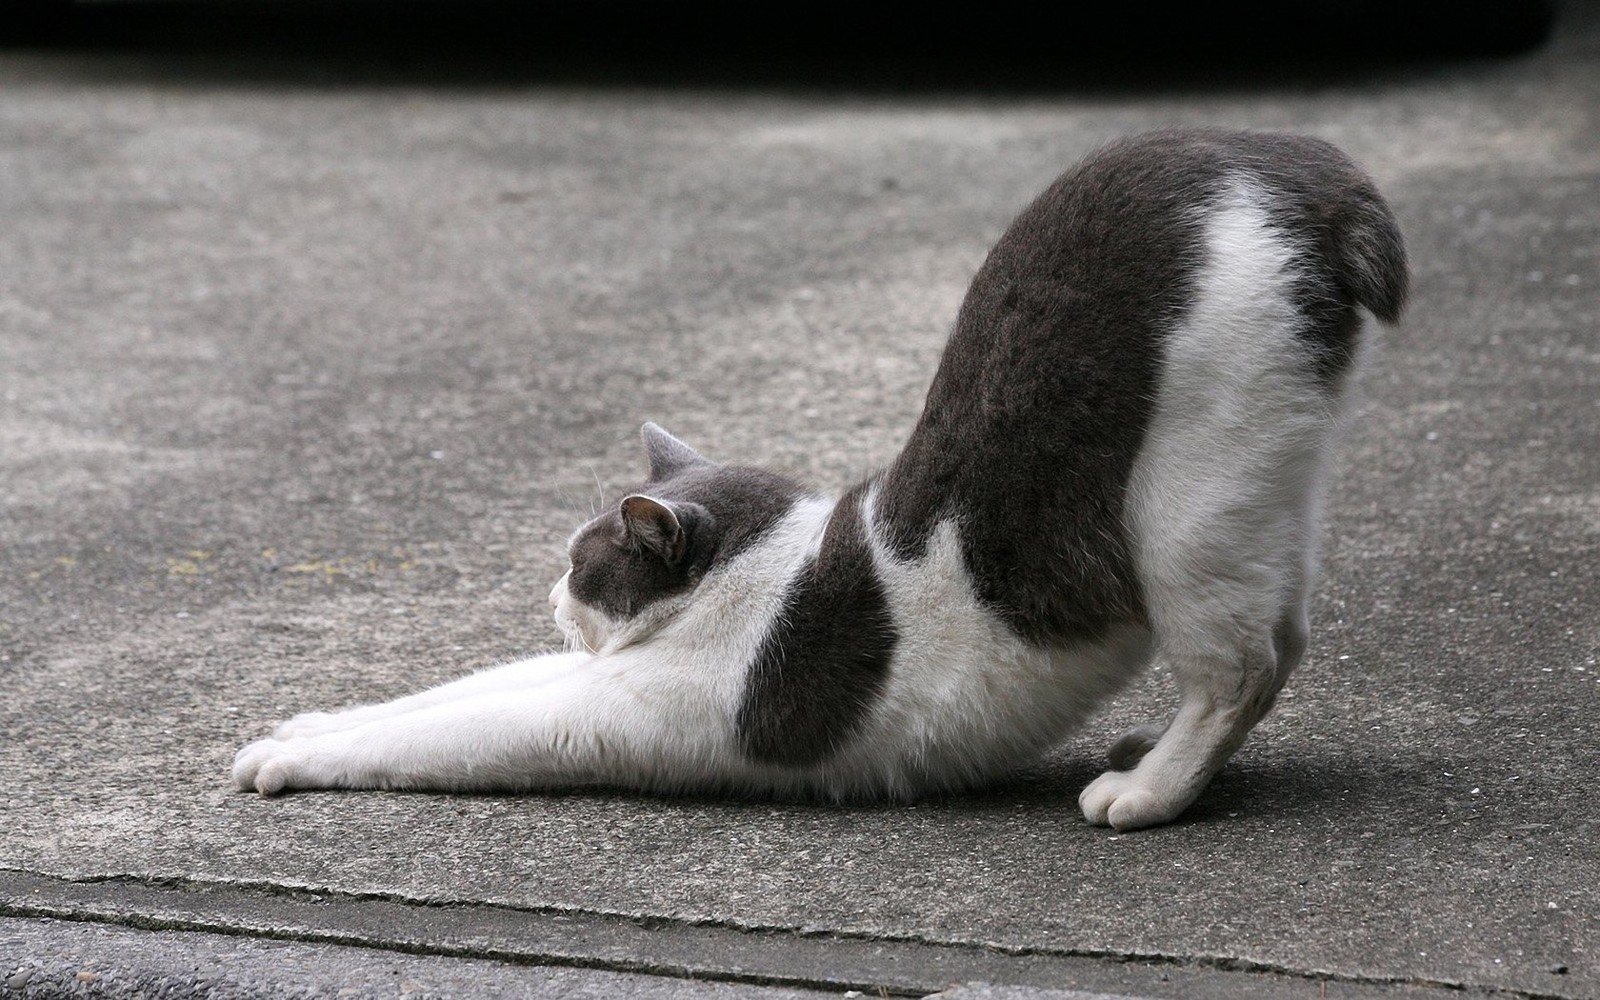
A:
234,127,1407,831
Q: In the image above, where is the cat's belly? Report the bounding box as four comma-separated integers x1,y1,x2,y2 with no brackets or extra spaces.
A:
782,514,1154,799
841,624,1152,798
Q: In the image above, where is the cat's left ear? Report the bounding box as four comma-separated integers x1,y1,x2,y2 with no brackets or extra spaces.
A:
641,422,713,482
620,494,690,564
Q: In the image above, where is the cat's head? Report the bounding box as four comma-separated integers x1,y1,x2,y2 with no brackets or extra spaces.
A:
549,423,807,654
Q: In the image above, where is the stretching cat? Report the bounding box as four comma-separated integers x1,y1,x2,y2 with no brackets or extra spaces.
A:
234,128,1407,830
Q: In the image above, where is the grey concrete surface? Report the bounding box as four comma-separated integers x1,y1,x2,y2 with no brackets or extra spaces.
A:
0,914,1146,1000
2,5,1598,999
0,915,839,999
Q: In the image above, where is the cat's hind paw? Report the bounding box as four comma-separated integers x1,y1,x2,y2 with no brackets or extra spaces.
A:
1078,770,1184,831
1106,722,1167,771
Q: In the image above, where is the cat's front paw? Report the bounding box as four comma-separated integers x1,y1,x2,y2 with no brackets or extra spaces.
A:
233,738,301,795
272,711,344,740
232,736,354,796
1078,770,1183,831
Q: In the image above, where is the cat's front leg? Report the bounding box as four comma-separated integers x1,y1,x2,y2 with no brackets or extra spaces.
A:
264,652,592,740
233,652,737,796
233,694,582,795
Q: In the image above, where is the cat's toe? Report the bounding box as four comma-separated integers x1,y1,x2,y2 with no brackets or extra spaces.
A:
233,732,368,794
1078,770,1181,831
232,738,301,795
1107,722,1167,771
251,758,294,796
231,739,276,792
1079,770,1126,826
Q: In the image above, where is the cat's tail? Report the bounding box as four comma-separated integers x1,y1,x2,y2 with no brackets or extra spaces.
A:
1333,180,1409,324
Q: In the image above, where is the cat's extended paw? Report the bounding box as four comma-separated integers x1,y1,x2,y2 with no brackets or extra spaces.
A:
232,736,352,796
272,711,345,740
1078,770,1185,831
1106,722,1167,771
233,738,293,795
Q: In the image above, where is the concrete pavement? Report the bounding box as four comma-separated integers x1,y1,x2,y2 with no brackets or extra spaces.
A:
2,4,1597,997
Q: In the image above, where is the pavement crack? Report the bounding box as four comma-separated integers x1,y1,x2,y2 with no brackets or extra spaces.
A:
0,868,1581,1000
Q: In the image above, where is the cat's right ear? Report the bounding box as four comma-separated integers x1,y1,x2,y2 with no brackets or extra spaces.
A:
641,422,713,482
619,494,689,565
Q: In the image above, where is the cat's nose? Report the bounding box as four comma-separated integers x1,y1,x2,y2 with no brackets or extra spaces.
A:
548,571,567,610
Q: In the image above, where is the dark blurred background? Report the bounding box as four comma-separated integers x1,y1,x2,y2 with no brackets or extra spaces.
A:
4,0,1563,88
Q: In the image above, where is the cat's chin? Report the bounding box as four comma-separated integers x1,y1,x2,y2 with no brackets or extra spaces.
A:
557,618,599,656
557,610,630,657
556,594,685,657
552,599,596,654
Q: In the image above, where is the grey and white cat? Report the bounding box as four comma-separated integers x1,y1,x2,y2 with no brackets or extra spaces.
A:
234,128,1407,830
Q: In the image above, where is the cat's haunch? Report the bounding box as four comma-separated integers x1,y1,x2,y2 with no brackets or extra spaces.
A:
234,128,1406,831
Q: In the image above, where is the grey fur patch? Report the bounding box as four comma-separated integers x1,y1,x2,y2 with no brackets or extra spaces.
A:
874,128,1406,646
736,484,897,769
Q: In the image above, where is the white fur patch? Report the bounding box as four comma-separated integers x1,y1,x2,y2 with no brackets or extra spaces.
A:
1127,181,1344,647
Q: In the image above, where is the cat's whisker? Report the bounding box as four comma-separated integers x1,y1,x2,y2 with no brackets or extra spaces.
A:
553,483,577,516
587,463,605,516
568,622,599,656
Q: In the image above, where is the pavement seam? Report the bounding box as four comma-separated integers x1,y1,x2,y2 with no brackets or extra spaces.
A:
3,900,898,997
0,869,1577,1000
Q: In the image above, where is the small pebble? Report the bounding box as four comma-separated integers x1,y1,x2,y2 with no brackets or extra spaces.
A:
7,971,33,990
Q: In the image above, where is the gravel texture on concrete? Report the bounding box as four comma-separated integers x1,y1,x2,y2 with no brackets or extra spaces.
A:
2,5,1596,999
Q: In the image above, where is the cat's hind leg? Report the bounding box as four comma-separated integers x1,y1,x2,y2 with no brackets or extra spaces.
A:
1084,429,1325,830
1081,528,1317,831
1080,619,1291,830
1100,591,1308,777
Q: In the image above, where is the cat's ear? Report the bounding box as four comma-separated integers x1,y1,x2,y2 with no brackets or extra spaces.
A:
620,494,689,564
641,422,712,482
